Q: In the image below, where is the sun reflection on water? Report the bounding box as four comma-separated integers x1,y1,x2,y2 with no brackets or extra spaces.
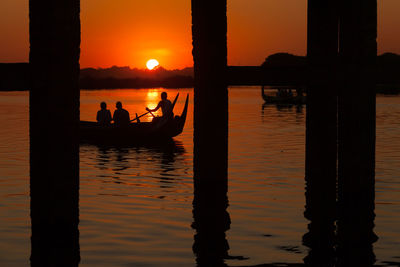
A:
144,89,162,120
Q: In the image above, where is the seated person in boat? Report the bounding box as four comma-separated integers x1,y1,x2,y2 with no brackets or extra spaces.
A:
146,92,173,119
96,102,112,125
276,88,284,98
296,87,304,97
277,88,292,98
113,101,130,126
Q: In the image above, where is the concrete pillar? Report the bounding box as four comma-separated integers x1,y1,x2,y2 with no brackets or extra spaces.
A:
29,1,81,266
191,0,228,178
337,0,377,265
304,0,338,265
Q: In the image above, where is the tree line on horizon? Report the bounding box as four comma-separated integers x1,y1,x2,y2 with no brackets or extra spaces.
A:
1,52,400,92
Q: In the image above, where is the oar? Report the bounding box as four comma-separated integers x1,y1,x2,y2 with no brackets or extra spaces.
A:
130,111,150,122
130,109,157,122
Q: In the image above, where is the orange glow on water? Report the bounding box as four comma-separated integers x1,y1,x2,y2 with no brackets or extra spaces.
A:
145,89,161,119
146,91,158,100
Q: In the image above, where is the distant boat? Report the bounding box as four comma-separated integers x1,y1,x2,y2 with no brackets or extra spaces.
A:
262,86,306,105
80,94,189,144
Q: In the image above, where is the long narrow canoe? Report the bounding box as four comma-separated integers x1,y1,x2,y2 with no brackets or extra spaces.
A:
80,94,189,144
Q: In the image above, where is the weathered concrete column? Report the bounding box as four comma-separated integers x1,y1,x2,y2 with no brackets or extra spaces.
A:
191,0,228,178
337,0,377,266
304,0,338,265
29,1,81,266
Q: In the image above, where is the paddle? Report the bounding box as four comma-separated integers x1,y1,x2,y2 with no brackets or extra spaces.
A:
130,111,151,122
130,109,157,122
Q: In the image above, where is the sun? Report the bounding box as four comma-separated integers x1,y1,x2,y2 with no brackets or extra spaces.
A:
146,59,159,70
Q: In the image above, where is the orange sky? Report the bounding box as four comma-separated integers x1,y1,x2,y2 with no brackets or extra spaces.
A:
0,0,399,69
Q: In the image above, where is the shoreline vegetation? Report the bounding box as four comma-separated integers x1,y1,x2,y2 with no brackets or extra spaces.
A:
1,53,400,94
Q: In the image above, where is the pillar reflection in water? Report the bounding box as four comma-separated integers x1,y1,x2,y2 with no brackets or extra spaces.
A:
30,164,80,267
192,170,230,267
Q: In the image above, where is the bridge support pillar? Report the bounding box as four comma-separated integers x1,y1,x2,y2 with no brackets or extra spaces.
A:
337,0,377,265
29,1,81,266
191,0,228,178
304,0,338,265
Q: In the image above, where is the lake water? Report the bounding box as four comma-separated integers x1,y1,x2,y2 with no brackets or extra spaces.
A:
0,88,399,266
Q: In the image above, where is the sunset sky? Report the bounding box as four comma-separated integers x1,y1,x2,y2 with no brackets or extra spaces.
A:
0,0,399,69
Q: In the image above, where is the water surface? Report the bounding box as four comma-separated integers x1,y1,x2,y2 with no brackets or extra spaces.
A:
0,88,399,266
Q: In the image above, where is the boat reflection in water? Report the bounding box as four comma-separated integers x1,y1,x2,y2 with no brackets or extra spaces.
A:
262,102,304,114
86,138,187,186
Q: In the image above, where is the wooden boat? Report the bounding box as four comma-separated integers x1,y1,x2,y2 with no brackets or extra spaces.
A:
80,94,189,144
262,86,306,105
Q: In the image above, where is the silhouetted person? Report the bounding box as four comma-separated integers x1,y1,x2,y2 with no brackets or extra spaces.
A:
276,88,282,98
277,88,289,98
146,92,173,119
288,89,293,98
113,101,130,126
96,102,112,125
296,87,304,98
